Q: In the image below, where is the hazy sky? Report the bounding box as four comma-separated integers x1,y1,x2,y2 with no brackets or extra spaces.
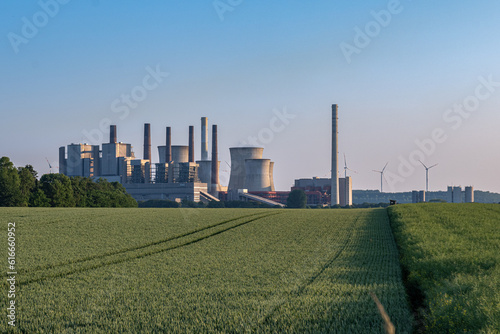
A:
1,1,500,192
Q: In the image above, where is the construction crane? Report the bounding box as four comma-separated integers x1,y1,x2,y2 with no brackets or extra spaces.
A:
45,158,52,174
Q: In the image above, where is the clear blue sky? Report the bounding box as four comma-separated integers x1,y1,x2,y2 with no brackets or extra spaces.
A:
1,0,500,192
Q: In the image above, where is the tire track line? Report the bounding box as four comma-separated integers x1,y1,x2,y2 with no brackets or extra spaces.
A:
12,211,267,276
20,212,283,286
256,212,363,327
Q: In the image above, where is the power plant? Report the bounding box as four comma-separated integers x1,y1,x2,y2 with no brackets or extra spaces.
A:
58,118,283,206
58,104,477,207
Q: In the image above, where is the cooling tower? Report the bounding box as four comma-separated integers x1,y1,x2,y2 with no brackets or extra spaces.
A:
245,159,272,191
197,160,221,193
188,125,195,163
269,161,275,192
110,125,117,144
331,104,339,205
157,145,189,164
197,160,212,185
201,117,208,161
211,125,219,194
143,123,151,162
172,146,189,163
228,147,264,191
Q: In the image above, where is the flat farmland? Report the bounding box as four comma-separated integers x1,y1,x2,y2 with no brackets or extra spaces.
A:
1,208,412,333
388,204,500,333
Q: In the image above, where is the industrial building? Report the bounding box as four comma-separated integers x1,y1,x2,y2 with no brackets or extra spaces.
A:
59,118,283,206
412,190,426,203
59,120,220,202
292,176,352,207
447,186,474,203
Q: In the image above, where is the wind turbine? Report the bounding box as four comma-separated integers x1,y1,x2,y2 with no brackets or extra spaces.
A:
343,154,357,178
419,160,438,192
372,162,389,193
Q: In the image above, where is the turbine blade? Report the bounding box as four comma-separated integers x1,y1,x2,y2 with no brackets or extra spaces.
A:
382,162,389,173
429,163,438,169
418,160,427,169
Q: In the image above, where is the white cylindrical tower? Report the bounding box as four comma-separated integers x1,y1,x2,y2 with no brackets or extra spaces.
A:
201,117,209,161
158,145,189,164
269,161,275,192
245,159,272,192
228,147,264,191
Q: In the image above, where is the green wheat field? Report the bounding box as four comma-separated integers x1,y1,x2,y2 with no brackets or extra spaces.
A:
1,205,499,333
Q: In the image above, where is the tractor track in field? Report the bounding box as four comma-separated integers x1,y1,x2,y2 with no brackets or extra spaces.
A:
18,212,283,286
11,212,266,276
256,213,362,327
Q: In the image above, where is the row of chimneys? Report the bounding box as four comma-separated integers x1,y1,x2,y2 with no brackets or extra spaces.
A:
109,118,219,193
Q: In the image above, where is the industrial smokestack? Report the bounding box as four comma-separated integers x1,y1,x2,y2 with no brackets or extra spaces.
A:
144,123,151,162
165,127,172,163
110,125,117,144
211,124,219,195
201,117,208,160
331,104,339,206
189,125,195,163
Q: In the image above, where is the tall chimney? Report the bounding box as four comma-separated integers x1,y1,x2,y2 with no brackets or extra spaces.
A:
165,127,172,163
201,117,208,160
144,123,151,162
211,124,219,195
188,125,195,163
110,125,117,144
331,104,339,206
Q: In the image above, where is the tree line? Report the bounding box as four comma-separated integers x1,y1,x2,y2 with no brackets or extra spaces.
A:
0,157,137,207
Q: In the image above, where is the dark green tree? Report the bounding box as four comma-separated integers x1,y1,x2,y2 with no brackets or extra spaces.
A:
18,165,37,206
0,157,23,206
40,173,75,207
286,189,307,208
30,188,50,207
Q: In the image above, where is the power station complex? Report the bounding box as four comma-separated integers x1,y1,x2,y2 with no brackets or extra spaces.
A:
57,105,475,206
59,118,283,206
58,106,353,206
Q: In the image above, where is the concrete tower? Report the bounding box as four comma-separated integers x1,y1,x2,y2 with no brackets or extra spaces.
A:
165,127,172,163
269,161,275,192
188,126,195,163
211,124,219,195
143,123,151,162
110,125,117,144
228,147,264,191
331,104,339,205
245,159,273,191
171,146,189,163
201,117,209,161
